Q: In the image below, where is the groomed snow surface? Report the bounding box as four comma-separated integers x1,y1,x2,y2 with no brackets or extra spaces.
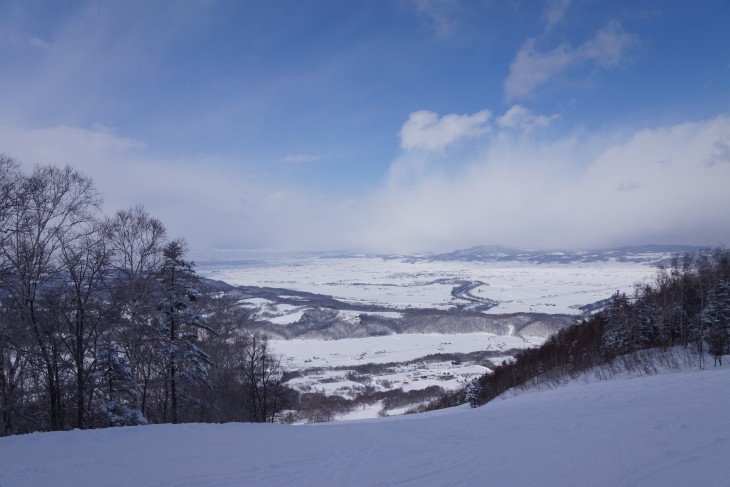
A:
2,365,728,486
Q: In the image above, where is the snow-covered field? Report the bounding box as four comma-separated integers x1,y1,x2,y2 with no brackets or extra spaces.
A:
2,364,727,486
273,333,536,405
273,333,538,369
197,254,654,314
193,252,659,415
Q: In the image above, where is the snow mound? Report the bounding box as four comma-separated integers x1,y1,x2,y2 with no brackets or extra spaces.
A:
1,366,728,486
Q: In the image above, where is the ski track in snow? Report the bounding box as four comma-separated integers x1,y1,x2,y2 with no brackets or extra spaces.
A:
1,366,728,486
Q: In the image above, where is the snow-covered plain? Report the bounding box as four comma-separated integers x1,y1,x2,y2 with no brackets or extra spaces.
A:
273,333,538,369
197,254,654,315
2,365,727,486
194,253,659,416
274,333,535,401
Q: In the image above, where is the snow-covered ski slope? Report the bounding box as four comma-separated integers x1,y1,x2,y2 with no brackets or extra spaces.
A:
2,365,728,486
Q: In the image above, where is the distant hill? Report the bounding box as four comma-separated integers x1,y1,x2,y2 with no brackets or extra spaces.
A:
411,244,707,266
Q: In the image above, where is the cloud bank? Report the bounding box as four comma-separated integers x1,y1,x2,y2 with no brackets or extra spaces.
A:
363,111,730,252
2,109,729,253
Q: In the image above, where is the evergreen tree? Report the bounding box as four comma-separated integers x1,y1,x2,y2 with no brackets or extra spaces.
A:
634,295,660,349
465,378,481,408
602,292,632,356
96,343,147,426
156,239,216,423
701,279,730,366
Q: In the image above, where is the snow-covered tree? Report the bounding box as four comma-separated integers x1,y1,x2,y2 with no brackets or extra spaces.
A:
465,378,482,408
96,343,147,427
701,279,730,366
156,239,216,423
634,295,660,350
602,292,633,356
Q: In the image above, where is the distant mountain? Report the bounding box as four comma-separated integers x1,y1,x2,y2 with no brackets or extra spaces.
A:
411,244,708,266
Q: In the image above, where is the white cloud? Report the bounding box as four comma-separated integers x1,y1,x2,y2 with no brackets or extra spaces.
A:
399,109,492,151
580,21,637,67
404,0,461,38
496,105,559,133
504,39,573,101
0,124,144,167
615,180,640,192
2,115,729,253
505,21,637,101
704,138,730,167
358,115,730,252
28,36,50,49
283,154,321,164
8,35,50,49
544,0,572,30
0,124,352,251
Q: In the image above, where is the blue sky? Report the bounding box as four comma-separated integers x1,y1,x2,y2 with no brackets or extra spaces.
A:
1,0,729,252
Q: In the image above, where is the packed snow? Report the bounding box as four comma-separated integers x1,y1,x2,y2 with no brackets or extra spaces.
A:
1,365,727,486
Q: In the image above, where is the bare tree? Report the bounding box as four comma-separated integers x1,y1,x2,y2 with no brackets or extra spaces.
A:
0,155,23,435
239,333,288,423
58,219,110,428
0,165,100,430
0,154,20,244
107,204,166,285
105,205,166,417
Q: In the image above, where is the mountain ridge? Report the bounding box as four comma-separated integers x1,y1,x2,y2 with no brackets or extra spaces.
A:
409,244,708,265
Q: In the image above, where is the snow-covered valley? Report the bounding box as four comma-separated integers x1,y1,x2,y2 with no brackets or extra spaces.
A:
2,363,727,486
274,332,541,418
195,250,658,315
191,248,667,418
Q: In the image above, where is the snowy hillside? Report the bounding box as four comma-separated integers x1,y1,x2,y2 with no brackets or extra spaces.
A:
2,365,728,486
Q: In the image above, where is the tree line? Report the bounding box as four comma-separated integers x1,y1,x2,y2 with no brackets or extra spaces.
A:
415,248,730,412
0,155,293,436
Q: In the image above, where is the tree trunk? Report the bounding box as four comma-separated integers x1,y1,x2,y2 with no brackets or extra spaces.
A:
170,314,177,424
28,299,62,431
75,307,85,429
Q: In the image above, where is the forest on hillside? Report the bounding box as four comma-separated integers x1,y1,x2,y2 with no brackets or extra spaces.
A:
421,248,730,412
0,155,296,436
